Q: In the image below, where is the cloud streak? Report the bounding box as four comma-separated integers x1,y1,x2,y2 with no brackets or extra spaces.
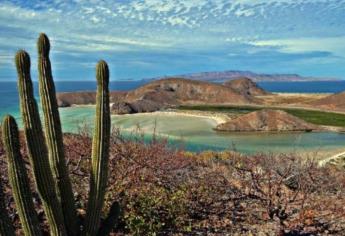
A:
0,0,344,80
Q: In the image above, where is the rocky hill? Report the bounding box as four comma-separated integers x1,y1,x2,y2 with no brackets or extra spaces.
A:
308,92,345,111
112,78,262,114
215,109,318,132
126,78,257,104
223,77,270,96
57,77,267,114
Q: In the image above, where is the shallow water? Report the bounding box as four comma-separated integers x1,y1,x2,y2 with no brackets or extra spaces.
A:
58,106,345,154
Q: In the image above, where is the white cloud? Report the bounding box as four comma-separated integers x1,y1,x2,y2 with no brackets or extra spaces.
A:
249,37,345,56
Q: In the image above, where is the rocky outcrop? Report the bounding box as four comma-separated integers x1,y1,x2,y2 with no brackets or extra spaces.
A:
215,109,318,132
223,77,270,96
112,99,164,114
56,91,127,107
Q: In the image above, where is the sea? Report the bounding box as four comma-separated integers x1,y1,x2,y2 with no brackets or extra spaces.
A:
1,80,345,154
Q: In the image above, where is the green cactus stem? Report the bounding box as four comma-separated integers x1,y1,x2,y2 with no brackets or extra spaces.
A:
83,60,111,236
37,33,78,235
0,173,15,236
2,115,42,236
16,50,67,236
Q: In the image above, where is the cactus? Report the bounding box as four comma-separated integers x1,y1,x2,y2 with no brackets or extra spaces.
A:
0,174,15,236
83,60,111,236
2,115,42,236
37,33,78,235
1,34,116,236
16,50,67,236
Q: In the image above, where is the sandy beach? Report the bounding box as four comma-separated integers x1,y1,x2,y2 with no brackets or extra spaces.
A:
112,109,229,125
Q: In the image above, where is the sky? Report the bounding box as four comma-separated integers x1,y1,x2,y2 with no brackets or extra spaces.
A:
0,0,345,81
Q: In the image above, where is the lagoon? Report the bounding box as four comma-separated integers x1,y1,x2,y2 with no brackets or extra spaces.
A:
58,106,345,154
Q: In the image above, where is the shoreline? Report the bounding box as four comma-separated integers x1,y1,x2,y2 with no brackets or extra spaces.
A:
111,109,229,125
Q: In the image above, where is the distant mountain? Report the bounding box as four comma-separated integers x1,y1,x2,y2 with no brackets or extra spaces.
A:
155,71,339,82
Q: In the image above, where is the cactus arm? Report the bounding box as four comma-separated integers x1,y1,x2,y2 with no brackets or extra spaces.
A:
83,61,111,236
2,115,42,236
37,33,78,235
16,50,67,236
0,172,15,236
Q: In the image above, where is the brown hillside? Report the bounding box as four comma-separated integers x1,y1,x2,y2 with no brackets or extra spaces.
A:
215,109,318,132
126,78,259,105
223,77,270,96
308,92,345,111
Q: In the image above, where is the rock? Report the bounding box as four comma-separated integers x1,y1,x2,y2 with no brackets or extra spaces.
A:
223,77,269,96
56,91,127,107
129,99,164,113
215,109,318,132
57,92,96,107
111,101,133,114
111,99,164,114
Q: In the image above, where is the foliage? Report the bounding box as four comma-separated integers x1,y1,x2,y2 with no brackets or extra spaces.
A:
179,104,345,127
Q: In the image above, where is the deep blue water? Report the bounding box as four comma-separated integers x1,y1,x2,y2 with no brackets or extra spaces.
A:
258,81,345,93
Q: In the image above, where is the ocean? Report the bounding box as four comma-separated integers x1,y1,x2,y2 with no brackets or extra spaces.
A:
1,80,345,153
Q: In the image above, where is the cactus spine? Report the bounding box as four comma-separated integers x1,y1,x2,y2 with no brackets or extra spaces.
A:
0,173,15,236
37,33,78,235
83,61,111,236
16,50,67,236
2,115,42,236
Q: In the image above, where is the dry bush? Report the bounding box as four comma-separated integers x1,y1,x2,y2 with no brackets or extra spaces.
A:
0,127,345,235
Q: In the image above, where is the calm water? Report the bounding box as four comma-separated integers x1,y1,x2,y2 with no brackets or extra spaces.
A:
258,81,345,93
1,80,345,153
59,107,345,154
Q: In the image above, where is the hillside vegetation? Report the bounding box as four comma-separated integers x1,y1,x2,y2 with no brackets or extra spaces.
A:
179,105,345,128
0,130,345,235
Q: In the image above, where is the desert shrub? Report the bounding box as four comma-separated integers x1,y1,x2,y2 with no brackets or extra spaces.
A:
1,128,345,235
123,185,188,235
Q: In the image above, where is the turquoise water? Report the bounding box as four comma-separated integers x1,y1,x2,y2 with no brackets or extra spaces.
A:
2,80,345,153
57,106,345,154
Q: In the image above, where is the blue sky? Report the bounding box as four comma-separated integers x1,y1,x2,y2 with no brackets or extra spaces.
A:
0,0,345,81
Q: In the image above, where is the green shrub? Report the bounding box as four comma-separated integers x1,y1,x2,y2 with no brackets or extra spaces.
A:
124,186,187,235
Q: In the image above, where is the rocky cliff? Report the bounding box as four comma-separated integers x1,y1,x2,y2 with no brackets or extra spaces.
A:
215,109,318,132
223,77,270,96
57,91,127,107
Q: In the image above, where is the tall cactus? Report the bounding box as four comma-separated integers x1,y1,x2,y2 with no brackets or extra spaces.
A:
0,173,15,236
2,115,42,236
16,50,67,236
37,33,78,235
83,61,111,236
1,34,116,235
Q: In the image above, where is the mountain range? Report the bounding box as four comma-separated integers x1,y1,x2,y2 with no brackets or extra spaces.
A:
153,71,339,82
